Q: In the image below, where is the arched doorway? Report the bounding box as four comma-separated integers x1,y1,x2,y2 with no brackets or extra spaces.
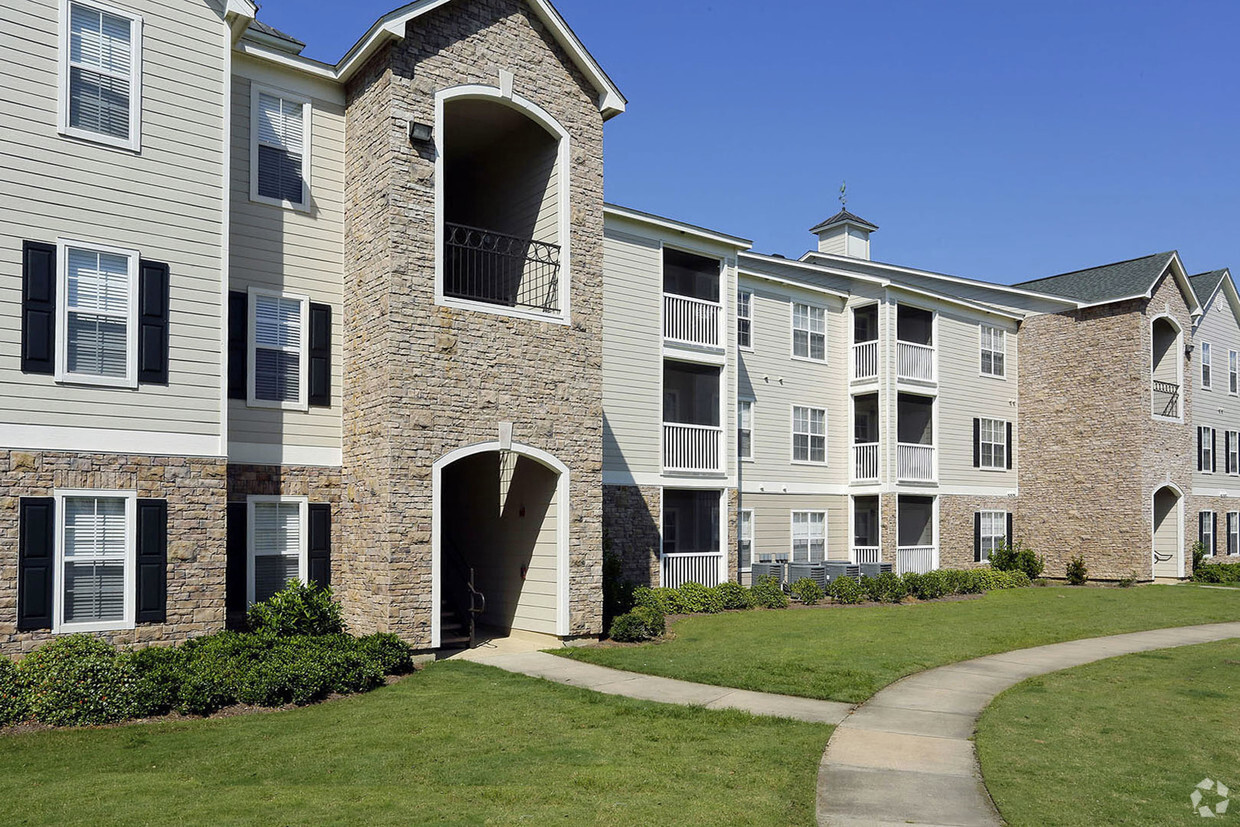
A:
432,442,569,648
1151,485,1183,579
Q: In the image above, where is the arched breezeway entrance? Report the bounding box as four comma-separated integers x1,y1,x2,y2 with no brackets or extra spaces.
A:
1151,484,1184,579
432,442,570,649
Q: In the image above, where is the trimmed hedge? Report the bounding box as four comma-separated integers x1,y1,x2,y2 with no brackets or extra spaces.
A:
247,580,345,637
716,581,754,610
609,606,667,642
0,656,30,727
677,582,724,614
828,576,865,605
790,578,825,605
862,572,907,604
750,575,790,609
1194,561,1240,583
16,635,139,727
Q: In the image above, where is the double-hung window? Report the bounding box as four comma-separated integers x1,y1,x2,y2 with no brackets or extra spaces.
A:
792,405,826,464
738,400,754,460
56,490,135,632
252,87,309,208
248,497,307,604
980,325,1005,377
1228,512,1239,556
791,511,826,563
1201,512,1216,556
1230,350,1238,395
792,303,825,361
978,418,1007,470
1202,342,1213,389
977,510,1007,562
249,288,308,409
737,291,753,350
738,509,753,572
1228,431,1240,475
57,240,138,387
60,0,142,151
1199,426,1216,473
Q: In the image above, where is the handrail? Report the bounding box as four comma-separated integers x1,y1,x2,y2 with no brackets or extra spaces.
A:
443,535,486,649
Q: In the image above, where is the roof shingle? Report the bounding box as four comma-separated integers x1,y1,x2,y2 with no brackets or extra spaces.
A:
1015,252,1177,303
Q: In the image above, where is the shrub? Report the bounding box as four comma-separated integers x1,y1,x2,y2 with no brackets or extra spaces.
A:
0,657,28,727
828,576,865,605
127,644,187,717
676,582,724,614
16,635,138,726
608,606,666,642
357,633,415,675
1066,556,1089,586
247,581,345,637
750,575,789,609
1195,562,1240,584
988,541,1045,580
789,578,825,605
863,572,907,603
633,586,683,615
716,581,753,610
906,570,949,601
1192,541,1208,573
602,549,635,630
1117,572,1139,588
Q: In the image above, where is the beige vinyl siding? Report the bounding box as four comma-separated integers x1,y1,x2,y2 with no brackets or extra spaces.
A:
228,62,344,452
741,493,849,564
0,0,226,437
1192,289,1240,493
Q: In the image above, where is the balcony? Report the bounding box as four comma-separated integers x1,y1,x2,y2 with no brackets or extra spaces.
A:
662,489,722,587
444,223,561,313
664,423,722,473
852,340,878,381
852,443,879,482
664,293,721,348
662,552,723,588
897,341,935,382
853,546,880,564
897,546,936,574
1153,381,1180,419
897,443,935,482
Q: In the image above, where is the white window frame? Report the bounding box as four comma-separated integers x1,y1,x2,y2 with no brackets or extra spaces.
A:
977,510,1007,563
791,404,827,465
55,238,140,388
738,508,753,572
1201,342,1212,390
53,489,137,634
790,510,827,563
980,325,1006,378
737,291,753,351
1201,426,1216,474
790,302,826,362
1230,350,1238,395
1201,511,1216,557
246,495,308,606
58,0,143,152
247,286,310,411
249,84,312,211
1229,431,1240,476
738,399,754,461
1228,512,1239,556
978,417,1008,471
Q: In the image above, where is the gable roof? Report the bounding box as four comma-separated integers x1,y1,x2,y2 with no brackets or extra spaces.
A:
1190,269,1228,306
1016,252,1177,303
245,19,306,53
809,209,878,234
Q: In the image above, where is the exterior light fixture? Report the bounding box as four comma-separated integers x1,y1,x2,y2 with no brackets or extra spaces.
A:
1185,343,1195,357
408,121,433,144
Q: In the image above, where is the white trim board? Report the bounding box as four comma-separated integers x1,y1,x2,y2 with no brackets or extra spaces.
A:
603,471,739,489
0,424,222,458
227,442,342,467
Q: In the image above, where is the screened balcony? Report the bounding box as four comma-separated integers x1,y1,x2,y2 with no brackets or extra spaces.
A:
851,303,879,381
897,495,936,574
896,305,935,382
853,495,880,563
852,393,879,482
663,249,722,349
662,489,723,587
663,361,722,473
897,393,935,482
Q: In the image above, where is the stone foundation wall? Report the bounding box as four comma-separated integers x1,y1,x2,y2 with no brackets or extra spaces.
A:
937,494,1019,570
602,484,660,587
1187,496,1240,563
0,450,227,655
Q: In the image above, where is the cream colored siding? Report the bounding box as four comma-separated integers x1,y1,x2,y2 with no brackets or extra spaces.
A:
228,60,344,453
1192,289,1240,493
742,493,849,563
0,0,226,437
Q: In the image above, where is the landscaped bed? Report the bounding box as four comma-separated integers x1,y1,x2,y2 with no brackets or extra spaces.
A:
559,585,1240,703
976,638,1240,825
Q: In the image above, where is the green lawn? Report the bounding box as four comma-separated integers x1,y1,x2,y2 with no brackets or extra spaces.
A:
0,661,829,826
559,585,1240,703
977,639,1240,825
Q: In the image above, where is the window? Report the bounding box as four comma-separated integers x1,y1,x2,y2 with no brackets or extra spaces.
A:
1229,512,1239,556
1229,431,1240,475
56,490,135,632
60,0,142,151
1231,351,1238,395
251,87,309,208
249,288,308,410
738,509,753,571
791,511,826,563
980,325,1005,377
56,240,138,387
978,418,1007,470
1202,342,1212,389
792,405,826,464
1199,426,1216,473
792,303,825,361
737,291,752,350
248,497,307,604
977,510,1008,562
1201,512,1216,557
738,400,753,460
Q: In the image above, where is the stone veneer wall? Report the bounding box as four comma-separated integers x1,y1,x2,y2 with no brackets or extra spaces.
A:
1186,496,1240,563
603,484,660,587
343,0,606,645
1019,273,1194,581
937,494,1019,570
0,451,227,655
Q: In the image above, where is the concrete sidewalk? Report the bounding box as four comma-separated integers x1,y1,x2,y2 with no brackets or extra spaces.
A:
817,621,1240,826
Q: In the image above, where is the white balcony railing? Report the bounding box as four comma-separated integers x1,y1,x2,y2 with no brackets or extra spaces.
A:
897,443,935,482
897,546,936,575
897,340,935,382
852,442,879,482
662,552,723,588
853,546,881,564
852,340,878,381
664,423,723,473
664,293,721,348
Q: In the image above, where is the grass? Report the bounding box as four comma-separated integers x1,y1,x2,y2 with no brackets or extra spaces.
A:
977,639,1240,825
561,585,1240,703
0,660,830,826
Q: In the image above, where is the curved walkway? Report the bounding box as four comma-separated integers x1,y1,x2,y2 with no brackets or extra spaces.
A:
817,621,1240,826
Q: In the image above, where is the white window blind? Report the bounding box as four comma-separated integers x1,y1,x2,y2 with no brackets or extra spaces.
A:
62,496,127,623
65,246,132,379
981,326,1005,377
1202,342,1212,389
252,501,302,603
792,303,825,360
66,2,136,144
793,405,826,463
253,293,304,404
791,511,826,563
255,92,306,205
1229,512,1239,556
738,510,753,571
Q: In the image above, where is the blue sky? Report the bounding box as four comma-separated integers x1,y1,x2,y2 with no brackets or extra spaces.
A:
256,0,1240,284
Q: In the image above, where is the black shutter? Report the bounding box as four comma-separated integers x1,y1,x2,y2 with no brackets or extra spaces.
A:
1006,421,1014,470
137,261,170,385
1213,430,1219,473
228,291,247,400
308,503,331,588
1229,432,1234,475
135,499,167,624
308,303,331,407
1006,512,1014,547
974,512,983,562
1213,512,1219,556
18,498,55,631
1199,428,1205,472
21,241,56,375
973,419,981,468
226,502,248,622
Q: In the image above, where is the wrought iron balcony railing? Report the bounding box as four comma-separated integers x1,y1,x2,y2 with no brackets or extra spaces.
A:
444,222,561,313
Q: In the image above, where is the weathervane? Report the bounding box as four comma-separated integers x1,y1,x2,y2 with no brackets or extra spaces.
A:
839,181,847,210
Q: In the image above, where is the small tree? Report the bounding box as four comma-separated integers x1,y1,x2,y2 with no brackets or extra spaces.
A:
1066,556,1089,586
